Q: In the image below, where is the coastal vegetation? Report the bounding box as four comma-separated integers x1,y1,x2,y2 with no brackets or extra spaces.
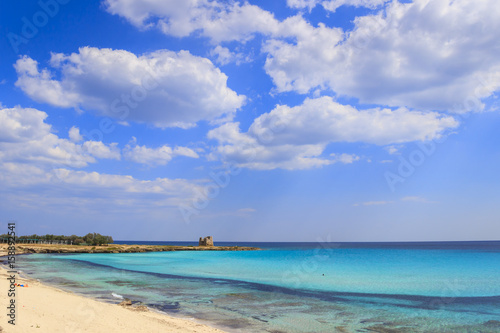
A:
0,233,113,245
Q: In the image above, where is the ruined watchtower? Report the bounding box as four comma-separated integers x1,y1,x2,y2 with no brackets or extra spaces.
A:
198,236,214,246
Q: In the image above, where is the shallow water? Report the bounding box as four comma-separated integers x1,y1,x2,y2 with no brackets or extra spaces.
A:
12,242,500,332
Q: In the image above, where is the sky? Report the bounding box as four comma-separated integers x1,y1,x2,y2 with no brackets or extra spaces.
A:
0,0,499,242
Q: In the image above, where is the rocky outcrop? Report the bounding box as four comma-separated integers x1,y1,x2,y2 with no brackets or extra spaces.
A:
118,299,149,312
118,299,132,306
198,236,214,246
0,243,259,255
132,305,149,312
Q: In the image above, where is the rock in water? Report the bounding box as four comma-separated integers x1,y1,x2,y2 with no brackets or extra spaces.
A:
118,298,132,306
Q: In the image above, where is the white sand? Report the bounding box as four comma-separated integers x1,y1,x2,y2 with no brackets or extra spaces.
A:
0,266,227,333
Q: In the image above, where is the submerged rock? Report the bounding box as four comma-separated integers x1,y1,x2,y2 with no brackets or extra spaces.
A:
132,305,149,312
118,298,132,306
484,320,500,328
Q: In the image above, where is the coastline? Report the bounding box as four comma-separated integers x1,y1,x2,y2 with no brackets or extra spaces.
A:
0,264,229,333
0,243,259,254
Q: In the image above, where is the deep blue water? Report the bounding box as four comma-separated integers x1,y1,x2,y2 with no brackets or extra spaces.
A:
10,241,500,332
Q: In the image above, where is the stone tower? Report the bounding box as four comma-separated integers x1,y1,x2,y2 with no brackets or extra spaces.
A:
198,236,214,246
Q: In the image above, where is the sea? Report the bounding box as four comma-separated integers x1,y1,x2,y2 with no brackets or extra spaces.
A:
10,241,500,332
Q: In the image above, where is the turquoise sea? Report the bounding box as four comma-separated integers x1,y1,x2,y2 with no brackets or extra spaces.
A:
11,241,500,332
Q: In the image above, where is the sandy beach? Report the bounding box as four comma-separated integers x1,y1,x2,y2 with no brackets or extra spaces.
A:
0,265,227,333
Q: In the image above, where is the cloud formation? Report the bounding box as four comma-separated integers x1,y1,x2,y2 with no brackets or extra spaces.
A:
265,0,500,112
208,97,458,170
0,106,119,168
286,0,390,11
0,106,204,210
104,0,279,43
15,47,245,128
209,46,250,66
104,0,500,113
124,139,199,167
0,163,203,211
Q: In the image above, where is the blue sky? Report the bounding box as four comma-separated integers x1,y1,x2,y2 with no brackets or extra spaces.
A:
1,0,499,241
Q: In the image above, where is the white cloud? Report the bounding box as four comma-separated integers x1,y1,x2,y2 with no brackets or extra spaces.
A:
209,46,250,66
323,0,389,11
385,145,401,155
263,16,344,94
124,141,199,167
83,141,121,160
247,97,457,145
286,0,389,11
103,0,279,43
0,163,203,210
103,0,500,113
15,47,245,128
331,153,360,164
208,122,331,170
208,97,457,170
265,0,500,112
13,56,81,108
68,126,83,142
0,105,51,143
173,146,200,159
286,0,320,10
0,106,120,168
0,106,205,212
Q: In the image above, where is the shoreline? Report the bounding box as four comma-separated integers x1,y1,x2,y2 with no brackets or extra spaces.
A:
0,243,260,254
0,264,229,333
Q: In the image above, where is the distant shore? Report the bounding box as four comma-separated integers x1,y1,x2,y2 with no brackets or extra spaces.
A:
0,243,260,254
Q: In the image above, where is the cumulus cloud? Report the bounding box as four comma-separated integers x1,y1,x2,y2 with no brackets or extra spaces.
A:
102,0,500,113
103,0,279,43
0,163,203,210
124,140,199,166
0,106,205,211
246,97,457,145
208,123,334,170
208,97,457,170
13,56,80,108
263,16,344,94
68,126,83,142
82,141,120,160
15,47,245,128
0,106,120,168
266,0,500,112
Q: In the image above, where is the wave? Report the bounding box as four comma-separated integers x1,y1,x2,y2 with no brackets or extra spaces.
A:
111,292,124,299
